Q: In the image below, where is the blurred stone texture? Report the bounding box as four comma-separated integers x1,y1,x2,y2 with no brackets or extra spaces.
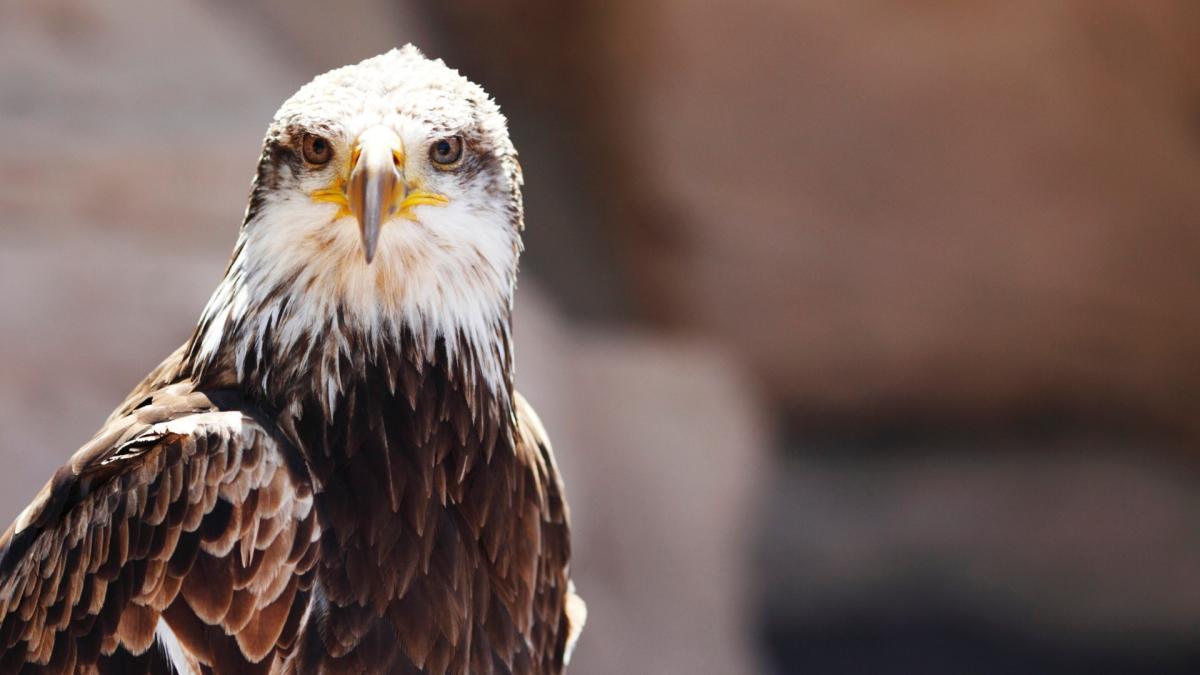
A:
607,0,1200,432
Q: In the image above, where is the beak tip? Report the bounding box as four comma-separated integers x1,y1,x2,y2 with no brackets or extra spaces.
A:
349,127,400,267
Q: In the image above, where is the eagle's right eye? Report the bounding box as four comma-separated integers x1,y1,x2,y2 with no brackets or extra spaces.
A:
301,133,333,166
430,136,464,169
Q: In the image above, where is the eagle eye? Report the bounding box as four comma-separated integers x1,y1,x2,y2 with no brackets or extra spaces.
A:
430,136,464,169
301,133,333,165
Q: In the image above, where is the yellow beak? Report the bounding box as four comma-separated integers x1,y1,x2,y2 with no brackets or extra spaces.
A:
314,126,450,264
347,127,402,264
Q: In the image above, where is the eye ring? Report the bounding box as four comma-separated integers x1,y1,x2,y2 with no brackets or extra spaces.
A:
429,136,464,169
300,133,333,166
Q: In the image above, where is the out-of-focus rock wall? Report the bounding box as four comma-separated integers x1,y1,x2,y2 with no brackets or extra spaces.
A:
437,0,1200,434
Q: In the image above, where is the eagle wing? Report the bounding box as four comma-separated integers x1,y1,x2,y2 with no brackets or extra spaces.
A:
0,383,320,674
513,393,585,671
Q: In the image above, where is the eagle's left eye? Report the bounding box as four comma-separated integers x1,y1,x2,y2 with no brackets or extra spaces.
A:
301,133,333,165
430,136,464,168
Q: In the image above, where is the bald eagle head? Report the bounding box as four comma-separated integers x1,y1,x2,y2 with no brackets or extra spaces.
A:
190,47,522,404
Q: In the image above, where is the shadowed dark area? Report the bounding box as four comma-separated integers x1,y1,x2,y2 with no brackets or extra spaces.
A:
764,614,1200,675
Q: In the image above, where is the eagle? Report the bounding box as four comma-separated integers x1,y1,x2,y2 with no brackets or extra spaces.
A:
0,46,584,674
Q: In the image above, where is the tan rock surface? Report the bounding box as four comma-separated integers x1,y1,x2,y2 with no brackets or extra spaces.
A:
441,0,1200,432
609,0,1200,430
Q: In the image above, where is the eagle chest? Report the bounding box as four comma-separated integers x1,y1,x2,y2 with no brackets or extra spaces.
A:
284,366,547,673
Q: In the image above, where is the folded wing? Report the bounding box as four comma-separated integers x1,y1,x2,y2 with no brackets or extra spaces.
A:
512,393,585,672
0,384,320,674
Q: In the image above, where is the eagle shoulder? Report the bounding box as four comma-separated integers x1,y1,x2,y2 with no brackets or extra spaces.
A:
0,383,320,673
513,392,585,669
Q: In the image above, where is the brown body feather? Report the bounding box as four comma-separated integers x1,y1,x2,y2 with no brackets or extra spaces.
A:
0,329,577,673
0,382,320,674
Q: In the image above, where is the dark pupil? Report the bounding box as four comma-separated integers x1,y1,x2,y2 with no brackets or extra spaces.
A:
312,139,326,155
437,141,452,158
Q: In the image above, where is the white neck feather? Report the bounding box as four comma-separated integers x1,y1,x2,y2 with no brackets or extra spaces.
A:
192,193,519,402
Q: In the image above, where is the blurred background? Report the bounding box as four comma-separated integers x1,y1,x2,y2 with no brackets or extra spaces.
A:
1,1,1199,673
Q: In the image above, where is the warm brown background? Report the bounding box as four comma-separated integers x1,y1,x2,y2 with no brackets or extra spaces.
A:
1,1,1199,673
